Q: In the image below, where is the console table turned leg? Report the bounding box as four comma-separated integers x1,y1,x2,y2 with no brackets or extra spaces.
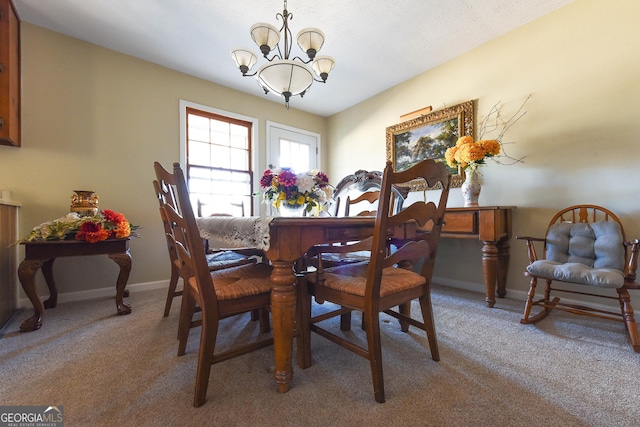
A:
481,241,498,308
108,251,132,315
41,258,58,309
17,258,48,332
497,240,510,298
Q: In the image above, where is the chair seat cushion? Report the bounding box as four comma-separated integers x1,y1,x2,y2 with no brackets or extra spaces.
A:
188,262,272,300
316,251,370,267
308,261,426,297
546,220,625,270
527,260,625,288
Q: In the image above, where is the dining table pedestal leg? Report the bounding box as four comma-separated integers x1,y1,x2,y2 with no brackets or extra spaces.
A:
269,260,297,392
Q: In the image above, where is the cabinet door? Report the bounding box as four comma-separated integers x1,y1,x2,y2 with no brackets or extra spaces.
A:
0,0,20,147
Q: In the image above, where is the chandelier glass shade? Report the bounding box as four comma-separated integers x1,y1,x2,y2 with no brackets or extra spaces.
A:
230,0,335,108
256,60,313,101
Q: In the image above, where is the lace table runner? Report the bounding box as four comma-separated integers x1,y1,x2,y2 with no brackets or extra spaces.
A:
196,216,274,251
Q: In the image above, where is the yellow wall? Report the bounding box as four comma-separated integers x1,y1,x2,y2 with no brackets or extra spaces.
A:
327,0,640,299
0,23,326,296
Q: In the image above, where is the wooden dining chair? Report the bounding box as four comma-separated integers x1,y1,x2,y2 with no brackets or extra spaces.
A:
299,159,451,403
344,190,380,217
318,171,411,330
315,171,408,268
330,169,408,217
158,161,274,407
153,163,258,317
517,204,640,352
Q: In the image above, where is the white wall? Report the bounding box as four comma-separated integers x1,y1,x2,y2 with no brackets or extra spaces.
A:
326,0,640,301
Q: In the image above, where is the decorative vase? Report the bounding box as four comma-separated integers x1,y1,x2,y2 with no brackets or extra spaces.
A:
461,170,481,207
278,204,305,217
70,190,99,216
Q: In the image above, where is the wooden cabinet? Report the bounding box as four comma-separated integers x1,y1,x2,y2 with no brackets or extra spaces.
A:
0,0,20,147
0,200,19,329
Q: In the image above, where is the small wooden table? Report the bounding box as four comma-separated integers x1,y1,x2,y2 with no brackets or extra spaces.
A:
18,238,132,332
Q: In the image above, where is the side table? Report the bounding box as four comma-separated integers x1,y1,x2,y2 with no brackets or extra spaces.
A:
18,238,132,332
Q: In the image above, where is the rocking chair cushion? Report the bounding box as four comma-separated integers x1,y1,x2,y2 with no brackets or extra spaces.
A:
545,220,625,270
528,220,626,288
526,260,625,288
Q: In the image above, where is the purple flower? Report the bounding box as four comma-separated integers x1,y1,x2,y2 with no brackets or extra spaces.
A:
315,171,329,185
260,170,274,188
278,169,297,187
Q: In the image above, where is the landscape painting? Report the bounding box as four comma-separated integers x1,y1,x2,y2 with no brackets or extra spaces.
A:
386,100,474,190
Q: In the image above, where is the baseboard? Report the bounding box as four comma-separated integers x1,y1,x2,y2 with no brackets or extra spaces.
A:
18,276,622,315
17,279,180,309
432,276,623,313
433,276,528,302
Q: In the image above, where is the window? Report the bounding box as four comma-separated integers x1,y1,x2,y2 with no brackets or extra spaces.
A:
267,121,319,172
185,107,253,217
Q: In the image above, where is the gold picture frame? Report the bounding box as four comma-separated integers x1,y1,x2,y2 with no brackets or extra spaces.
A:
385,100,474,190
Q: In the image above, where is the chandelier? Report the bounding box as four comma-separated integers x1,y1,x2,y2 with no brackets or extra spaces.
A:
230,0,335,109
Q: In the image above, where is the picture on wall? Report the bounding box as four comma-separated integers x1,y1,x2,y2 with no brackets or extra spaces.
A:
385,100,474,190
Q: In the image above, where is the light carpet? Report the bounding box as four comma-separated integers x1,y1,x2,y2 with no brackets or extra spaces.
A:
1,284,638,427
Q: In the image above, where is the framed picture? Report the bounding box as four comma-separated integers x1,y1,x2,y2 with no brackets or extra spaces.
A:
385,100,474,190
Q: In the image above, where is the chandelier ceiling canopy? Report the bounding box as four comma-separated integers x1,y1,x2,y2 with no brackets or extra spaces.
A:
230,0,335,109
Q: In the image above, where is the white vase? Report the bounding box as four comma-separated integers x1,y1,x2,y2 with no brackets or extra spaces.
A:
461,169,481,207
278,204,305,217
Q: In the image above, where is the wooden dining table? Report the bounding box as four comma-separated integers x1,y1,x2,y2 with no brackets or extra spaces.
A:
197,215,382,392
196,207,513,393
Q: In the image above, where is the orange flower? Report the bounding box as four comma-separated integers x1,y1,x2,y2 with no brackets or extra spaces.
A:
456,135,474,147
112,221,131,239
75,221,109,243
103,209,126,224
444,146,458,168
444,136,503,171
479,139,501,156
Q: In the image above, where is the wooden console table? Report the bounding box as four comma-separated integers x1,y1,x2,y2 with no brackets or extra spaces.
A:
18,238,132,332
441,206,514,307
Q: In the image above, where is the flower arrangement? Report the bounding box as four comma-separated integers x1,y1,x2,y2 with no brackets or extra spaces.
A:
444,95,531,174
444,136,501,172
258,168,333,215
18,210,136,244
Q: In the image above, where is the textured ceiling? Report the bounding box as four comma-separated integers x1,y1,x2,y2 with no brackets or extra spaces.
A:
13,0,575,116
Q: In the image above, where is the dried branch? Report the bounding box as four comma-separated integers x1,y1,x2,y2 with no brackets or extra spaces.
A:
479,94,532,166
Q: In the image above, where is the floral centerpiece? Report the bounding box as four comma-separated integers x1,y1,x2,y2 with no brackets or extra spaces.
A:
444,135,501,173
258,168,333,215
18,210,137,244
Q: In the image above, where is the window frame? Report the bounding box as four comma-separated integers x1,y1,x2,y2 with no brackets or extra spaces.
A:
179,100,259,216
